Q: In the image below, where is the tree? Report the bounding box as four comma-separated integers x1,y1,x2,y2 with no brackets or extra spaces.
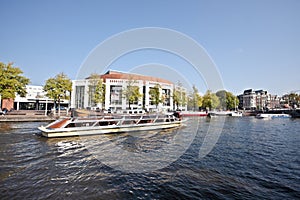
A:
288,93,300,108
122,77,142,109
216,90,239,110
216,90,227,109
88,74,105,108
202,90,220,110
188,85,203,111
0,62,30,109
43,73,72,115
173,81,187,110
226,92,239,110
149,84,162,108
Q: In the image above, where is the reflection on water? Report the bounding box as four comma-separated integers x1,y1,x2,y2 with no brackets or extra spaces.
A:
81,118,199,173
0,117,299,199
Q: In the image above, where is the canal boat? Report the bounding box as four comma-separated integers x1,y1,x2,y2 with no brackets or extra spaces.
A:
291,109,300,118
180,111,208,117
229,111,243,117
255,113,291,119
207,111,232,118
38,113,184,138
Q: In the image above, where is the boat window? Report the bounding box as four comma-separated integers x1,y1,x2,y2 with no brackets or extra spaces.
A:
109,121,117,125
142,115,150,119
72,122,95,127
122,120,135,125
65,123,76,128
138,119,152,124
130,116,141,119
98,121,109,126
155,119,165,123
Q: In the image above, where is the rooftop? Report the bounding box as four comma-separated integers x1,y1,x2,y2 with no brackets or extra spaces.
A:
88,70,173,85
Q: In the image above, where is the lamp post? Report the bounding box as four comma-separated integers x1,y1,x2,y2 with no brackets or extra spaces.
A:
45,97,48,116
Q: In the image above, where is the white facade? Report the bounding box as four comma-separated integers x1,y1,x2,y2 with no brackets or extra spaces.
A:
71,71,187,112
241,89,272,110
14,85,69,110
14,85,46,110
242,91,257,110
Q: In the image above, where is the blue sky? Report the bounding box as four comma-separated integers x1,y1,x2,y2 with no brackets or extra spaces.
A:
1,0,299,95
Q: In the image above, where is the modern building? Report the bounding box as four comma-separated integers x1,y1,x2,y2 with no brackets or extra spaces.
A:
71,70,187,112
13,85,69,110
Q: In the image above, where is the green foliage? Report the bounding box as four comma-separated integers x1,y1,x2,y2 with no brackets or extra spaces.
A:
173,81,187,109
216,90,239,110
88,74,105,106
149,84,162,108
202,90,220,110
43,73,72,102
216,90,227,109
287,93,300,107
0,62,30,99
188,85,203,111
226,92,239,110
122,77,142,109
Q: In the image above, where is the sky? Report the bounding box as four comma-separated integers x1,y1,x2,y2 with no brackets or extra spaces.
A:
0,0,299,95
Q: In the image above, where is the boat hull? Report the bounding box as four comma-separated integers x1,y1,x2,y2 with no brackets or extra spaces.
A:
229,112,243,117
180,111,207,117
38,121,182,138
255,113,291,119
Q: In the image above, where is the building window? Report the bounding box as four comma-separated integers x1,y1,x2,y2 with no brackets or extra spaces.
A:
162,89,171,106
88,85,96,107
75,86,85,109
110,85,122,105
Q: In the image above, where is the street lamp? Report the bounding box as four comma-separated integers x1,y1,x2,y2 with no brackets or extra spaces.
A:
45,97,48,116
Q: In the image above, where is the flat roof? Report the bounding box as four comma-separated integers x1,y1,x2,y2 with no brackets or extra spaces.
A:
88,70,173,84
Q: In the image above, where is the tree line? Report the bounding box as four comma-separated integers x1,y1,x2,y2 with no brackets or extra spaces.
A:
0,62,72,115
0,61,255,112
0,62,239,112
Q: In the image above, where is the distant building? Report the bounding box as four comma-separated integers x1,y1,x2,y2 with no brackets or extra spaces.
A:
13,85,69,110
241,89,257,110
71,70,187,112
239,89,280,110
267,95,281,109
255,90,268,110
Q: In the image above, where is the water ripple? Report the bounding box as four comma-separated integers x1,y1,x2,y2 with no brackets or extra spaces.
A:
0,118,299,199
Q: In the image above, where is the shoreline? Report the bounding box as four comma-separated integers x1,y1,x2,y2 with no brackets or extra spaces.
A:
0,115,56,122
0,117,55,122
0,110,64,123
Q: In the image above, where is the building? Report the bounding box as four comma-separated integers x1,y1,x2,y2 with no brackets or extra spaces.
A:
13,85,69,110
238,89,280,110
255,90,268,110
267,94,281,109
71,70,187,112
241,89,257,110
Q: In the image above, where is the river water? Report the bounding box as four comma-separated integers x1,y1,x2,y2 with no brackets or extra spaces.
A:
0,117,299,199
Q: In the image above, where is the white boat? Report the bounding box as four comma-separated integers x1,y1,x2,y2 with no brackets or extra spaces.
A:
207,111,232,117
255,113,291,119
180,111,207,117
38,113,184,138
229,100,243,117
229,111,243,117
